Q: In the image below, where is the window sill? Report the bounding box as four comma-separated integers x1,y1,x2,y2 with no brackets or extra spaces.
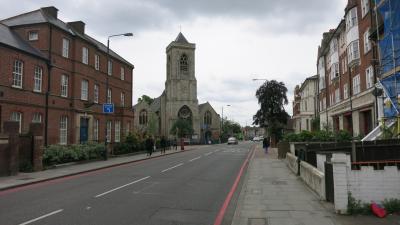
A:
11,85,23,89
33,90,42,93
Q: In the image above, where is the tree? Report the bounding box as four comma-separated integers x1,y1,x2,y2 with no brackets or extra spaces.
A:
170,119,194,138
137,95,154,105
223,119,242,135
253,80,289,143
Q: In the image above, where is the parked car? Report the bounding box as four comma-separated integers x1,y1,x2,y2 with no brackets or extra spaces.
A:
227,137,238,145
252,136,263,142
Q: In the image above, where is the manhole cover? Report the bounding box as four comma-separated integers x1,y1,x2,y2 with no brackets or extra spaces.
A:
271,180,287,185
248,218,267,225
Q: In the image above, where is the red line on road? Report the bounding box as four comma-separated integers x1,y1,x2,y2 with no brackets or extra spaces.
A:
213,145,255,225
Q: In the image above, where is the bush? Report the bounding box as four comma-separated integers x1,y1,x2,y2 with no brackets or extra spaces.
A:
43,143,104,167
383,198,400,213
335,130,352,142
283,130,352,143
312,130,334,142
113,143,133,155
347,192,371,215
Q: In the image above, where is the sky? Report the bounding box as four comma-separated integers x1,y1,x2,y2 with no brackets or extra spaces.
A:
1,0,348,126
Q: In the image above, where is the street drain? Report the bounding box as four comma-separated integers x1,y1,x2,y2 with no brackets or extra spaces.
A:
248,218,267,225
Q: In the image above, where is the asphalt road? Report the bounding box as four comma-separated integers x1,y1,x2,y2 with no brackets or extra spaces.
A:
0,142,254,225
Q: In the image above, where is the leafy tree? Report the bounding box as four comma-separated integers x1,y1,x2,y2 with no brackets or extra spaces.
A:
253,80,289,142
137,95,154,105
170,119,194,138
223,119,242,135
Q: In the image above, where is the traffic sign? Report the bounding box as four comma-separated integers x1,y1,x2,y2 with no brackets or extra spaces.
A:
103,103,114,113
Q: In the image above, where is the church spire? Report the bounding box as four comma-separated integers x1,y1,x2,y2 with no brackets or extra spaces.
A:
175,32,189,44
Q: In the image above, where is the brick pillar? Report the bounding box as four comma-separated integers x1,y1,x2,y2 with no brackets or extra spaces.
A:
29,123,44,171
331,153,349,214
3,121,20,175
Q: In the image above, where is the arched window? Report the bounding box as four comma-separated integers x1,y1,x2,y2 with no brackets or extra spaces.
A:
139,110,148,125
178,105,192,121
204,111,212,125
180,54,188,72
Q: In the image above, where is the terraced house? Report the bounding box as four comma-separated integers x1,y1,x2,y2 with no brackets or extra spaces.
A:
0,6,134,145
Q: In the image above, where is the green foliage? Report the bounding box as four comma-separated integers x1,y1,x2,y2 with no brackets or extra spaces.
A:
170,119,194,138
113,143,133,155
383,198,400,213
43,143,104,167
253,80,289,141
347,192,371,215
137,95,154,105
222,119,242,135
282,130,352,142
381,124,394,140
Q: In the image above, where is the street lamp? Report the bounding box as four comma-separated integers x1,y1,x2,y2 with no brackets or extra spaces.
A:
221,104,231,141
104,32,133,160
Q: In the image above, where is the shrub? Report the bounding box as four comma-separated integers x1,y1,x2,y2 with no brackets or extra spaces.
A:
312,130,334,142
383,198,400,213
298,130,313,142
113,143,133,155
335,130,352,142
347,192,371,215
43,143,104,167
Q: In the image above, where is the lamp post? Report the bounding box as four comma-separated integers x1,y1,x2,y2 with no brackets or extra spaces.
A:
221,104,231,142
104,32,133,160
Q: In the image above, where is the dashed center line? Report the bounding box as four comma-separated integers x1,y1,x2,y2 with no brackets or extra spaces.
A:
189,156,201,162
18,209,63,225
161,163,184,173
95,176,151,198
204,152,213,156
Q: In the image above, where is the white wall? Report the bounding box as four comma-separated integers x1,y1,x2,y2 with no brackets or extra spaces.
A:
300,161,326,200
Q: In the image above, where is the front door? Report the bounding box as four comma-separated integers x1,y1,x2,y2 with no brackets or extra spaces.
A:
80,117,89,143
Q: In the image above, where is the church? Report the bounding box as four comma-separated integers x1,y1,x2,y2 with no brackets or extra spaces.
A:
133,33,221,143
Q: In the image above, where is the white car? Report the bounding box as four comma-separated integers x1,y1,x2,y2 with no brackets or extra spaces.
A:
252,136,262,141
227,137,238,145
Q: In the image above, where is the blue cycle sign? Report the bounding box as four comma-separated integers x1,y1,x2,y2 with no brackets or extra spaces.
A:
103,103,114,113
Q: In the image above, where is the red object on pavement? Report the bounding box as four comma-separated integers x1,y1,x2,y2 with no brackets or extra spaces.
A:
371,202,387,218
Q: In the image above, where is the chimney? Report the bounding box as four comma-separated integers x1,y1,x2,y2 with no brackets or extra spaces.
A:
41,6,58,19
67,21,85,34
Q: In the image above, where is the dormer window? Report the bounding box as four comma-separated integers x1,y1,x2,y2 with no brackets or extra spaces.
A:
28,31,38,41
180,54,188,72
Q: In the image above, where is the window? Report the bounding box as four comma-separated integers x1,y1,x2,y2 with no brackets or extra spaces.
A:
62,38,69,58
106,120,112,143
34,66,42,92
12,60,23,88
330,63,339,80
120,92,125,107
95,54,100,70
93,119,99,141
81,80,88,100
120,67,125,80
319,75,325,90
366,66,374,89
32,112,42,123
107,88,112,103
364,28,372,54
94,84,99,103
361,0,370,18
107,60,112,76
335,88,340,104
139,110,148,125
305,101,308,111
82,47,89,64
10,112,22,133
346,7,358,30
180,54,188,72
330,39,338,53
344,83,349,99
60,116,68,145
115,121,121,143
28,31,38,41
204,111,212,125
347,40,360,62
61,75,68,97
353,74,361,95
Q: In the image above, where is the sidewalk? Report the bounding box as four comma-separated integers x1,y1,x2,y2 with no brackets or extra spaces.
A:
231,144,400,225
0,145,201,191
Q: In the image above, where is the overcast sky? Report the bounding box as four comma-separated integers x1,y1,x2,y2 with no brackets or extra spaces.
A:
1,0,348,126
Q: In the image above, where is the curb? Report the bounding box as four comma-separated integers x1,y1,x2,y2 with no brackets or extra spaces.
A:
0,147,198,192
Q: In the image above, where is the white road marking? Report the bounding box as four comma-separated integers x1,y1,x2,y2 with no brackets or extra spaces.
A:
18,209,63,225
95,176,151,198
189,156,201,162
161,163,183,173
204,152,213,156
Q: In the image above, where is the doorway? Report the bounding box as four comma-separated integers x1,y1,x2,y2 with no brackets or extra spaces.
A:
80,117,89,143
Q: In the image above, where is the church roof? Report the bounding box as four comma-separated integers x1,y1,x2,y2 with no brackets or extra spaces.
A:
149,96,161,112
175,32,189,44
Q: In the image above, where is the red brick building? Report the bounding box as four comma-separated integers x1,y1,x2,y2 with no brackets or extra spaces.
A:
317,0,376,137
0,6,134,145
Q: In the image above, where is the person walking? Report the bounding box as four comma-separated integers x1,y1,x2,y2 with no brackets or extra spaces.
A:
173,138,178,150
145,136,154,157
160,136,167,154
262,137,270,154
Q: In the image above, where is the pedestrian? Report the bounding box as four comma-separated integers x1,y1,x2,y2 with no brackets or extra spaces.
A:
145,136,154,157
263,137,270,154
160,136,167,154
173,138,178,150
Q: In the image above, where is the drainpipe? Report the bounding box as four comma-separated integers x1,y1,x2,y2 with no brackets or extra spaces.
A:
44,25,53,146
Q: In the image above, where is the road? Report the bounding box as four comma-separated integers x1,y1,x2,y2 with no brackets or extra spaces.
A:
0,142,254,225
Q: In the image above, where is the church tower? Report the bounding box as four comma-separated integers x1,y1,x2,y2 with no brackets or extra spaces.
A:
162,32,200,139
